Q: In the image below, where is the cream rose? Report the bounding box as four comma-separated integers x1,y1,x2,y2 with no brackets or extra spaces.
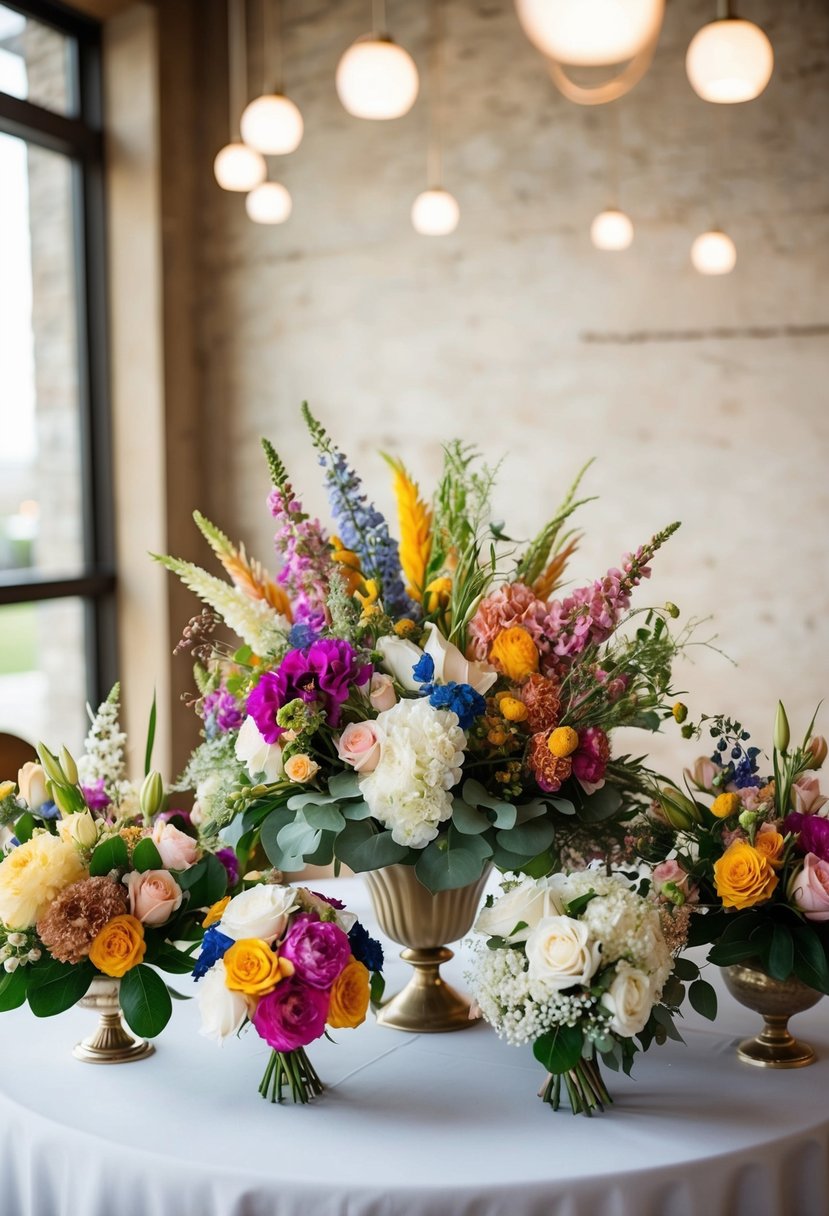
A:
235,715,284,782
368,673,397,712
220,884,298,943
525,915,601,991
197,960,250,1044
475,879,566,943
17,762,49,811
336,722,384,773
284,754,320,783
151,822,200,871
601,965,655,1037
124,869,184,926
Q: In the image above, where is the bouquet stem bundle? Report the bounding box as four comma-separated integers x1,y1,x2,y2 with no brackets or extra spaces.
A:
259,1047,324,1104
539,1055,613,1116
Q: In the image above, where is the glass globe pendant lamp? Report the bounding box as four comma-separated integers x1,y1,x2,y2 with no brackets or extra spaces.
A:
411,0,458,236
337,1,419,119
240,0,304,153
215,0,266,191
691,229,737,274
686,1,773,103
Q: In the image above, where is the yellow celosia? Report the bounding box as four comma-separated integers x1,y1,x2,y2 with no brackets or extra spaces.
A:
489,626,539,684
385,456,432,601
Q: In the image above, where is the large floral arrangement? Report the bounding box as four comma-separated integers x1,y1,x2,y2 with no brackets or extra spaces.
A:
161,405,691,891
468,867,710,1115
0,689,230,1038
641,703,829,993
195,881,383,1103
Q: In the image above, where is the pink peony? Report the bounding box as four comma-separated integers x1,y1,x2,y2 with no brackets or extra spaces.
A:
252,978,330,1051
124,869,183,926
791,853,829,922
280,915,351,989
336,721,384,773
571,727,610,785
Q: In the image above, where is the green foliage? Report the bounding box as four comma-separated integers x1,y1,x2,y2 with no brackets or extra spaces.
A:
132,836,164,873
88,834,129,877
120,964,173,1038
176,854,227,909
414,827,492,892
514,459,595,586
0,966,29,1011
13,812,36,844
533,1023,584,1075
27,959,94,1017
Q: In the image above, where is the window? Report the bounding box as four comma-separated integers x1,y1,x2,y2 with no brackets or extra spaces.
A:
0,1,115,755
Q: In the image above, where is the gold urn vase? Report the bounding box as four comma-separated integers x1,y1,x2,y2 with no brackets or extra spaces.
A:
73,976,155,1064
722,960,822,1068
364,863,491,1033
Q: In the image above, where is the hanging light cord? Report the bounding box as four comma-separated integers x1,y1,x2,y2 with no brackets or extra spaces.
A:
372,0,387,37
427,0,445,188
607,102,622,210
264,0,285,96
228,0,247,138
716,0,733,19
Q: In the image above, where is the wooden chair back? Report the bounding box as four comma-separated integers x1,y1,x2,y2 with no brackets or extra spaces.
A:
0,732,38,782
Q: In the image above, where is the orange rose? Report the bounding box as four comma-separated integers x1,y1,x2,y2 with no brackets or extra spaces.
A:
223,938,293,996
754,825,785,867
327,958,370,1029
713,841,778,910
89,914,146,977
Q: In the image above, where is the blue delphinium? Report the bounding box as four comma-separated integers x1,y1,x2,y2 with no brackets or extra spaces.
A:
348,921,384,973
428,682,487,731
412,653,435,686
193,926,234,980
288,621,320,649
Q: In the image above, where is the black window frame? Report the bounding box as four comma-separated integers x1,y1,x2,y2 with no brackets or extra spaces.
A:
0,0,117,707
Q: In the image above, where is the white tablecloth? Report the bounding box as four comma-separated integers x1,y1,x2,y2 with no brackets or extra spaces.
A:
1,877,827,1216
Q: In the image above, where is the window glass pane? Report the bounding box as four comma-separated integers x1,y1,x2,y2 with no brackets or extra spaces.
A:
0,5,77,117
0,133,85,577
0,598,88,756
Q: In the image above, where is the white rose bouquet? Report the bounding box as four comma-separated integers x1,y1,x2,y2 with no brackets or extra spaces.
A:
469,869,713,1115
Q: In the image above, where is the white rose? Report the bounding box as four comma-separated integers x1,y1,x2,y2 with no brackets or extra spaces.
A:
422,622,499,695
475,879,565,942
235,715,284,782
198,961,249,1044
601,965,655,1037
375,635,424,692
525,915,601,991
17,762,49,811
220,884,298,943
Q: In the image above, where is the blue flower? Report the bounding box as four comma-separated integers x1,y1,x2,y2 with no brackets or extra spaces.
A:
193,926,234,980
428,682,487,730
288,621,319,649
412,653,435,685
38,801,60,820
348,921,384,973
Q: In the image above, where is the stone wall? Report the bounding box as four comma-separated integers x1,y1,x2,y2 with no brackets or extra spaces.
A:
160,0,829,773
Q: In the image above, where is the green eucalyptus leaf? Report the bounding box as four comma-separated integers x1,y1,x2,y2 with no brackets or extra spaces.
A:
286,790,339,811
276,816,322,868
495,819,554,857
341,800,373,821
327,771,362,801
576,784,623,824
461,780,517,829
259,805,299,864
414,830,492,894
334,819,409,873
302,804,346,833
451,799,491,836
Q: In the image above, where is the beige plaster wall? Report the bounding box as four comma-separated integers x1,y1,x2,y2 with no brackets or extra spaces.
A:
160,0,829,776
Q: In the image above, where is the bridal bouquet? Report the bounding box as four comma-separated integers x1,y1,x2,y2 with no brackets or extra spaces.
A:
468,868,709,1115
195,882,384,1103
642,704,829,992
160,404,692,890
0,688,230,1038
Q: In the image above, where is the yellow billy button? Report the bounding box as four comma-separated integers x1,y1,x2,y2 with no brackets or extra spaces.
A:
548,726,579,759
711,792,741,819
223,939,294,996
500,696,528,723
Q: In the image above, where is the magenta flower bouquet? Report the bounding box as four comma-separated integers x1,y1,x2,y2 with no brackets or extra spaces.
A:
195,883,384,1103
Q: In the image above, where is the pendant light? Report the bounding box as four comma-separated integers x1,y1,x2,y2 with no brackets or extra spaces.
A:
514,0,665,105
691,112,736,274
214,0,267,191
336,0,419,120
590,103,633,250
240,0,304,154
246,180,293,223
412,0,458,235
687,0,773,104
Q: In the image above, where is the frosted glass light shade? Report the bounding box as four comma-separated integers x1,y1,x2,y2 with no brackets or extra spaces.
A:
214,142,267,192
411,189,460,236
245,181,293,224
336,35,419,120
240,94,304,154
590,209,634,250
691,229,736,275
686,18,773,103
515,0,663,65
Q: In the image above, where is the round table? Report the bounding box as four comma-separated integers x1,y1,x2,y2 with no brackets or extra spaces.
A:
2,877,827,1216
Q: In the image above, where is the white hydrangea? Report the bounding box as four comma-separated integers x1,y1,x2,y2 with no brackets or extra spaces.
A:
358,699,466,849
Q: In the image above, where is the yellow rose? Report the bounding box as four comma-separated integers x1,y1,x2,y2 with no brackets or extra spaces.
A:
284,754,320,783
223,938,293,996
711,792,741,819
499,696,528,723
0,832,86,929
754,826,785,868
327,958,370,1029
548,726,579,758
713,841,779,910
203,895,230,929
489,626,539,684
89,914,146,977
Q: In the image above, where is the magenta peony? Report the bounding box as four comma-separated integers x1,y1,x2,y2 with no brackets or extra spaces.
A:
280,914,351,989
252,978,330,1051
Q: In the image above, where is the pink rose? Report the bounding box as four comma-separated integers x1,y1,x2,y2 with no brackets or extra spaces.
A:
336,721,384,773
369,673,397,712
652,859,699,905
685,756,718,792
151,822,200,870
124,869,183,926
792,853,829,921
791,776,828,817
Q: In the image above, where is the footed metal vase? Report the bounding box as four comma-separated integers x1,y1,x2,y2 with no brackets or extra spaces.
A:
723,960,822,1068
73,976,154,1064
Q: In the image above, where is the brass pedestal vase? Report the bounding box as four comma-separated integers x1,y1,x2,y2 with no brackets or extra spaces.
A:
73,976,155,1064
364,863,491,1033
723,960,822,1068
